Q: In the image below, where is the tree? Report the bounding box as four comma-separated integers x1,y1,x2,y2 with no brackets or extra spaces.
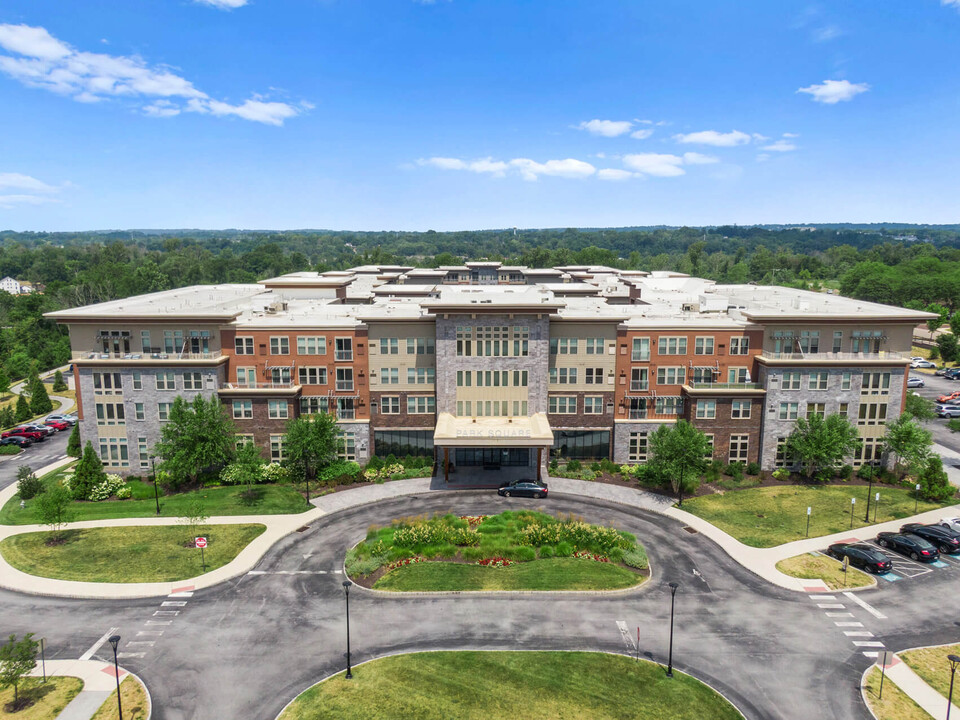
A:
937,333,959,363
883,415,932,479
28,379,52,416
951,311,960,337
0,368,10,400
0,633,38,710
926,303,950,333
179,498,209,546
15,466,42,500
14,394,31,423
785,413,861,479
35,483,73,542
283,413,339,501
0,406,14,430
70,440,106,500
232,441,267,496
917,457,955,502
647,420,711,507
52,369,67,392
903,392,937,422
66,422,80,457
155,396,235,488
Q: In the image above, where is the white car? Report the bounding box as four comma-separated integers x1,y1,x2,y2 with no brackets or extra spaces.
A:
907,377,925,388
44,414,77,425
912,359,937,369
911,356,926,362
941,518,960,533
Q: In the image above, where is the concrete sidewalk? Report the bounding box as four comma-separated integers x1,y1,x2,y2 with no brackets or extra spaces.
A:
869,653,960,718
25,658,147,720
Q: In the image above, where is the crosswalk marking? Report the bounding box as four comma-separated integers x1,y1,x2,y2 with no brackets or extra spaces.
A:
834,622,863,627
168,591,193,598
844,631,874,637
842,591,887,619
117,652,145,659
153,610,180,617
126,641,155,648
145,620,171,626
136,631,163,637
853,641,885,647
817,603,845,609
79,626,120,662
161,601,187,607
615,621,636,652
826,612,855,618
862,651,880,658
809,595,836,600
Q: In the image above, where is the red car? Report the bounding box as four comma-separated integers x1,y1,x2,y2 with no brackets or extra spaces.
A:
42,420,70,431
1,427,46,442
938,390,960,404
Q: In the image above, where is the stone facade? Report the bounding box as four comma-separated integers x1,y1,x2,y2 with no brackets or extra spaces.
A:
612,420,673,463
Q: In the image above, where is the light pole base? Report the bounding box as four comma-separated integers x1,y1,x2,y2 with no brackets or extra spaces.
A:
345,671,353,679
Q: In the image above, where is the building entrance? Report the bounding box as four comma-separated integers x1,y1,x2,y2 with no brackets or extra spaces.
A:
454,448,530,468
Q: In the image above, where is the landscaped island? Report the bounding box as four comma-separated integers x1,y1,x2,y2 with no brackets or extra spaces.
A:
345,511,648,592
278,651,743,720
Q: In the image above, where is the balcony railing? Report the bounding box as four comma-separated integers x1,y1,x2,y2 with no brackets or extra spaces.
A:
630,382,649,392
336,409,356,420
628,410,647,420
760,351,903,361
75,349,223,361
221,381,298,390
334,350,354,361
335,381,354,391
688,381,763,390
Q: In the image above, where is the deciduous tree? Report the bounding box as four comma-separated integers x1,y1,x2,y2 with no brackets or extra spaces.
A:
284,413,339,501
35,483,73,541
647,420,711,507
0,633,38,709
785,413,861,480
883,415,932,478
155,396,235,488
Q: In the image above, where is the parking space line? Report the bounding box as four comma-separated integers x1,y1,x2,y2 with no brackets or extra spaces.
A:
842,592,887,619
79,626,119,661
932,560,950,568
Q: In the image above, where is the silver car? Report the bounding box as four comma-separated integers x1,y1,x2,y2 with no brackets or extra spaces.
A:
937,403,960,418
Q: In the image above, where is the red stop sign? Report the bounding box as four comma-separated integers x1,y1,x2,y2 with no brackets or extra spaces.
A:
195,537,207,548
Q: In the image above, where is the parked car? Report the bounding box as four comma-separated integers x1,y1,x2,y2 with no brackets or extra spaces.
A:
826,543,893,574
945,369,960,381
907,377,925,388
939,517,960,533
937,390,960,403
0,427,46,442
41,420,70,432
0,436,32,448
912,359,938,369
935,367,949,376
911,356,927,363
44,414,77,425
20,424,55,437
876,532,940,562
936,404,960,418
497,479,549,499
900,523,960,554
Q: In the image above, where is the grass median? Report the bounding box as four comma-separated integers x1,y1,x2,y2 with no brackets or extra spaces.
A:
278,651,743,720
900,644,960,703
90,676,149,720
0,676,83,719
775,553,874,590
683,485,951,548
863,666,933,720
0,524,265,582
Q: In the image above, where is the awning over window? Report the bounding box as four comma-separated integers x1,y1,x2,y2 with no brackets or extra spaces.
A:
433,412,554,447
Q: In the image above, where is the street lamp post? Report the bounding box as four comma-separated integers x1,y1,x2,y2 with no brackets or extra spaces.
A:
948,654,960,720
666,582,679,678
108,634,123,720
864,475,874,523
343,580,353,679
850,498,856,529
150,455,160,516
915,483,921,514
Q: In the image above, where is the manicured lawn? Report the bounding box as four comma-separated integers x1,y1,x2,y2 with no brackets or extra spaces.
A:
91,676,149,720
0,524,265,582
1,468,310,525
901,644,960,702
775,553,874,590
863,666,933,720
278,651,743,720
373,557,644,591
683,485,952,548
0,676,83,719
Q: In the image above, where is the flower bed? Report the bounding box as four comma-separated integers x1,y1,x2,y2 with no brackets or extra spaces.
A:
477,556,513,567
572,551,609,563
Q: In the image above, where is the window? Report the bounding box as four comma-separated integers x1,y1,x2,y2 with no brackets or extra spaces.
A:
336,368,354,391
549,338,578,355
270,434,285,461
456,400,472,416
696,400,716,419
93,372,123,394
630,368,649,391
158,402,173,421
235,368,256,387
271,367,291,385
511,401,528,417
268,400,289,419
472,326,526,357
338,431,356,461
132,372,142,390
98,437,128,468
729,435,749,463
406,337,435,354
138,437,149,469
691,367,713,384
852,330,883,354
632,338,650,361
727,367,749,384
839,402,849,418
379,337,399,355
628,432,648,462
808,371,828,391
407,367,435,385
298,367,327,385
95,402,125,426
628,398,647,420
270,337,289,355
858,403,888,425
407,396,436,414
456,370,472,387
731,400,751,419
380,396,400,414
806,402,826,420
695,337,715,355
549,396,577,414
781,372,801,390
552,430,610,460
374,430,434,458
655,397,682,415
512,370,529,387
476,371,507,387
798,331,819,353
585,368,604,385
156,372,176,391
778,402,799,420
862,372,891,394
656,367,686,385
379,368,399,385
235,337,254,355
300,397,328,415
585,338,606,354
703,434,715,459
234,434,254,449
855,438,883,467
658,336,687,355
335,337,353,361
549,367,578,384
775,437,790,468
841,373,852,391
337,398,355,420
584,396,604,414
182,372,203,390
456,327,473,357
730,337,749,355
163,330,184,355
140,330,152,353
833,331,843,353
297,336,327,355
134,402,145,421
232,400,253,419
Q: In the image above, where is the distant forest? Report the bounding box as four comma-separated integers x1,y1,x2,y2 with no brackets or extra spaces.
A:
2,223,960,379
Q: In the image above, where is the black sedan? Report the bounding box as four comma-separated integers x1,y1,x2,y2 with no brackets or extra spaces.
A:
876,532,940,562
498,479,548,499
900,523,960,554
0,436,32,448
826,543,893,574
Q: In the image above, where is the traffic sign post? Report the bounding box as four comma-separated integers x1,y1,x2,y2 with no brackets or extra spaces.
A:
878,650,894,700
842,556,849,587
915,484,921,514
874,492,880,523
39,637,46,682
850,498,856,529
196,537,207,572
806,506,812,538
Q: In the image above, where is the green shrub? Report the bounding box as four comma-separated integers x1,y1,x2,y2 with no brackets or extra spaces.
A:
566,460,582,472
858,465,876,482
772,468,790,481
600,458,619,474
115,485,133,500
838,464,853,481
507,546,537,562
635,463,670,489
385,454,398,466
746,462,761,476
555,542,574,557
590,462,601,472
622,547,649,570
261,462,291,484
538,545,555,559
345,547,386,577
366,455,385,471
918,457,955,502
462,546,485,561
0,445,21,455
548,459,559,472
318,460,361,485
16,466,42,500
929,346,941,360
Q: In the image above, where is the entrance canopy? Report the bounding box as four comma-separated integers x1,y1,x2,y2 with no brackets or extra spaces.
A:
433,412,554,448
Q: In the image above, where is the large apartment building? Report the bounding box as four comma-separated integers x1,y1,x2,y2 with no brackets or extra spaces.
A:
46,263,931,477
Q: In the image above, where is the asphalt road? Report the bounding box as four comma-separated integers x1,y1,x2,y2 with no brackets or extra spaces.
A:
1,492,929,720
909,370,960,457
0,428,70,491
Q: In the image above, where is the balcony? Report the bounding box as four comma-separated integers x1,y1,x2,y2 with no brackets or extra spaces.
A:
335,350,354,362
73,349,224,363
688,381,763,390
218,381,301,396
336,409,356,420
630,382,649,392
759,351,904,363
335,381,355,392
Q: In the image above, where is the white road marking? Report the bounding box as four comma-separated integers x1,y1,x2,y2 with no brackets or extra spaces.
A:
161,601,187,607
826,612,855,618
835,622,864,628
615,621,635,651
862,651,880,658
153,610,179,617
853,641,885,647
817,603,845,609
842,591,887,619
136,631,163,637
145,620,172,626
126,641,155,648
810,595,836,601
844,631,874,637
80,626,120,661
247,570,330,575
168,591,193,598
117,652,145,659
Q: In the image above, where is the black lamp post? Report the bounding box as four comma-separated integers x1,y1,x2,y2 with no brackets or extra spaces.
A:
948,654,960,720
666,582,679,678
864,474,874,523
108,634,123,720
343,580,353,679
150,455,160,516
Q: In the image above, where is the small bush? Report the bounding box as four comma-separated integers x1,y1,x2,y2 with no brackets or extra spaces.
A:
366,455,385,471
115,485,133,500
507,546,537,563
590,462,601,472
566,460,582,472
622,547,649,570
538,545,555,559
746,462,761,476
838,464,853,481
261,463,291,484
929,346,941,360
549,459,559,472
600,458,619,474
635,463,670,489
724,462,745,478
555,541,574,557
16,466,42,500
772,468,790,482
858,465,876,482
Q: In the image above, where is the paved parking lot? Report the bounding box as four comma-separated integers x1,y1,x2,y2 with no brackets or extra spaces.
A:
906,369,960,479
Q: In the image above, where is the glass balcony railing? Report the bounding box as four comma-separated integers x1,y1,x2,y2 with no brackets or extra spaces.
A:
760,351,903,361
687,381,763,390
75,349,223,360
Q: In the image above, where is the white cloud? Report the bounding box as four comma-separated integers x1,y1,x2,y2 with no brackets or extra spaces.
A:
417,157,509,176
751,132,770,142
622,153,685,177
0,173,57,192
0,172,63,209
629,128,653,140
577,119,633,137
673,130,752,147
782,132,800,138
944,0,960,8
813,25,841,42
682,152,719,165
761,140,797,152
756,153,771,163
0,194,59,209
195,0,248,8
797,79,870,104
597,168,635,181
509,158,595,181
0,23,305,125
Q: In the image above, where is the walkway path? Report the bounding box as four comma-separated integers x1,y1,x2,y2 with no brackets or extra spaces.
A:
865,651,960,719
25,659,146,720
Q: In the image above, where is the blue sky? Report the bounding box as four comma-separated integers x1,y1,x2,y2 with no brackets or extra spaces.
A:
1,0,959,231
